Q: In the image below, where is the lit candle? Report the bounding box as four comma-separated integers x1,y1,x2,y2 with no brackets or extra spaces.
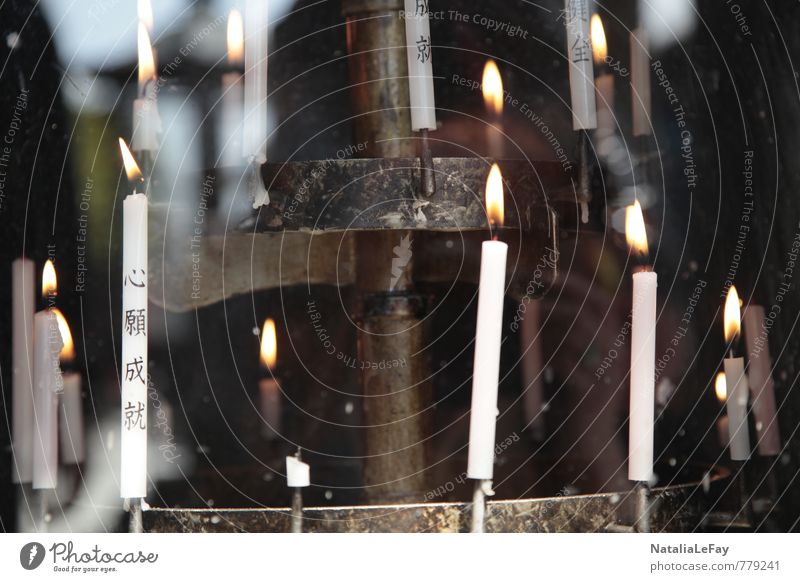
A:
243,0,269,164
32,260,63,490
482,60,504,159
714,372,729,449
119,139,149,499
403,0,437,132
220,8,245,167
259,318,281,440
467,164,508,481
626,200,657,482
563,0,597,131
742,305,781,456
591,14,614,137
12,257,35,484
630,26,652,137
723,286,750,461
131,21,160,154
54,309,85,465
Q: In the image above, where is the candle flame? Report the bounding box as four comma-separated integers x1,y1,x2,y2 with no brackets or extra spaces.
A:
260,318,277,370
591,14,607,64
714,372,727,403
482,60,504,116
625,200,649,257
42,260,57,298
118,138,143,181
227,9,244,66
138,22,156,87
724,285,741,343
485,163,505,228
138,0,153,34
53,308,75,363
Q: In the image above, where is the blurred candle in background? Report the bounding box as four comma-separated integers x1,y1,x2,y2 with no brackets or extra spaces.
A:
12,257,36,484
259,318,281,440
591,13,614,137
743,305,781,456
630,26,652,137
132,21,160,154
32,261,63,490
482,59,504,159
220,8,245,167
54,309,84,465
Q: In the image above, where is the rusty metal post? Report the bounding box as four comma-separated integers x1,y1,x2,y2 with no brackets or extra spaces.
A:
343,0,432,503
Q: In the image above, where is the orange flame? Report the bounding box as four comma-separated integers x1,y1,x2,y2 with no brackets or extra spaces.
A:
118,138,143,181
714,372,727,403
53,308,75,363
482,60,503,116
42,260,57,299
625,200,649,257
485,164,505,228
227,9,244,66
591,14,608,64
138,22,156,88
724,286,741,343
138,0,153,34
260,318,277,370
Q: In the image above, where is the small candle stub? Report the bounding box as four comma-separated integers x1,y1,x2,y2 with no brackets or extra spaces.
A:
286,456,310,488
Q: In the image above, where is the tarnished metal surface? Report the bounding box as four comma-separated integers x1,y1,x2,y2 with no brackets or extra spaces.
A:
253,157,573,232
143,467,732,532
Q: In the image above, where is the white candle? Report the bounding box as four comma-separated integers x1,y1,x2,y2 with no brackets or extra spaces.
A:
243,0,269,163
482,60,504,159
12,257,35,483
32,308,62,490
714,372,729,449
220,9,245,167
119,139,148,499
626,201,656,482
53,308,84,465
403,0,437,131
591,15,614,136
743,306,781,456
630,27,652,137
132,22,160,153
563,0,597,130
467,164,507,480
723,286,750,461
286,455,310,488
259,318,281,440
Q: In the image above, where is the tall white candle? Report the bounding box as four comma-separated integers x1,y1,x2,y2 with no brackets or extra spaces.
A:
32,305,63,490
220,9,245,167
630,27,652,137
53,308,85,465
482,60,504,159
563,0,597,130
626,201,656,482
132,22,160,153
403,0,437,131
743,306,781,456
119,139,148,499
259,318,281,440
286,455,310,488
723,286,750,461
243,0,269,163
467,164,508,480
12,257,35,483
